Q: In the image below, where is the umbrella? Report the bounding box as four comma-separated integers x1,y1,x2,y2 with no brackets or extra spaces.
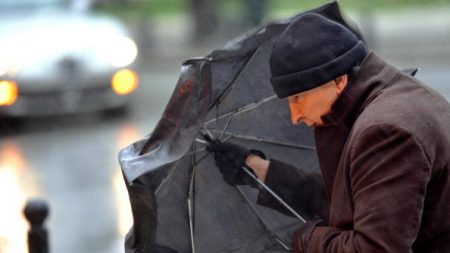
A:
119,2,362,252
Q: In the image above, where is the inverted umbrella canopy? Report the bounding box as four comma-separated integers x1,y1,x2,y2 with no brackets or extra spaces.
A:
119,2,362,253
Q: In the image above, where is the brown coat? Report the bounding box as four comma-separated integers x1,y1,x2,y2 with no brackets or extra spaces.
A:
259,53,450,252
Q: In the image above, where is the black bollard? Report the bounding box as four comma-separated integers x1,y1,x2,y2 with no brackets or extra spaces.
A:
23,199,50,253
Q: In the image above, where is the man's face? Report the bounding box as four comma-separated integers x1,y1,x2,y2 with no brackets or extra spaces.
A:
287,76,347,127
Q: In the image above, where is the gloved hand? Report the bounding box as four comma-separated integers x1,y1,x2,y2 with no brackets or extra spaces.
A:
292,217,325,253
207,141,265,187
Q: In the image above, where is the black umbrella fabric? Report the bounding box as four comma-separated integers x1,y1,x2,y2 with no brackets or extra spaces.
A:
119,2,362,253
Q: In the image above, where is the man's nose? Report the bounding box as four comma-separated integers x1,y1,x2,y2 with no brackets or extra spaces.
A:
288,100,303,125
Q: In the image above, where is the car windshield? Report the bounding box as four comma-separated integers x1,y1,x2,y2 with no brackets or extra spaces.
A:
0,0,63,10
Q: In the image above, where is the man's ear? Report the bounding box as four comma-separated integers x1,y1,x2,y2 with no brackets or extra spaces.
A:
335,74,348,95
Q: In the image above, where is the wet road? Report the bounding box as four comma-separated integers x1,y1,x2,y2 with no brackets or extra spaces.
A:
0,61,180,253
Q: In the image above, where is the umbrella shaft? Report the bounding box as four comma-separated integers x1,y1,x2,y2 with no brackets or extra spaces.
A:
241,166,307,223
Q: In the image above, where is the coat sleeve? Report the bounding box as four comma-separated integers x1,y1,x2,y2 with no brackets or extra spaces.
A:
257,159,329,221
308,124,431,252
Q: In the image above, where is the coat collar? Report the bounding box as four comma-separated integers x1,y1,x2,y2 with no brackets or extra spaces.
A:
318,52,400,131
313,52,401,195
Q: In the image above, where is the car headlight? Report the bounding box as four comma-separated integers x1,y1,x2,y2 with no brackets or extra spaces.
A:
111,69,138,95
101,36,138,68
0,80,18,106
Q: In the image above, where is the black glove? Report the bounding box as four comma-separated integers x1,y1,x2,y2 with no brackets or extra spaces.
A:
292,217,325,253
207,141,265,187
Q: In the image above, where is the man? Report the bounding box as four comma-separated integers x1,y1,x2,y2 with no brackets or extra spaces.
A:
208,13,450,252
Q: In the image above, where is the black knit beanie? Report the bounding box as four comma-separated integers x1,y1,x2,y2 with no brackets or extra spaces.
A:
270,13,368,98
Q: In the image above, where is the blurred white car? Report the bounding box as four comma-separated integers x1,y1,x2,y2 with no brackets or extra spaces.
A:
0,0,139,117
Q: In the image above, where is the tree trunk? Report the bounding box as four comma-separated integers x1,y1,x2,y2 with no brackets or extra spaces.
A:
188,0,219,43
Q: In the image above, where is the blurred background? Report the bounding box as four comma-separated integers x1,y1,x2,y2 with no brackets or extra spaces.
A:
0,0,449,252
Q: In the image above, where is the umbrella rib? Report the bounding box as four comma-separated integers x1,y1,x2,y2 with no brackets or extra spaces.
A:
188,148,197,253
205,95,278,126
210,130,316,151
235,186,291,251
192,152,210,166
194,138,209,145
208,48,258,111
184,146,207,157
154,157,185,195
219,114,234,140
